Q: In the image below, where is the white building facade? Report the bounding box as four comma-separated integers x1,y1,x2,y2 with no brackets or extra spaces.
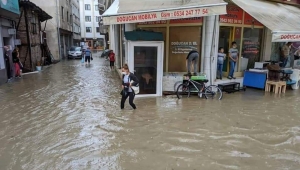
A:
79,0,105,50
102,0,300,97
72,0,81,46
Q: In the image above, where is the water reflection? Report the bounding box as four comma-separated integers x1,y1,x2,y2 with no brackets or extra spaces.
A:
0,55,300,169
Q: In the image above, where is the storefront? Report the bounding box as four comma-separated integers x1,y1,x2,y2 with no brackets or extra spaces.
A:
102,0,227,96
218,4,264,77
0,0,19,84
103,0,300,96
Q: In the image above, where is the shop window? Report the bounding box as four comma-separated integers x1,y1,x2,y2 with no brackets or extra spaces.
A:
169,26,201,72
240,28,263,71
139,27,167,71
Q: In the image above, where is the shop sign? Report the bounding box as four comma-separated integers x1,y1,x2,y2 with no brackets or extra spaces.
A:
171,41,198,54
243,12,263,26
137,20,167,25
220,5,243,24
103,5,226,25
272,33,300,42
170,17,203,24
242,41,260,54
0,0,19,14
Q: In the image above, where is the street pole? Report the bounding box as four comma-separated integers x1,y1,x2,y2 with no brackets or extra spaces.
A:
56,0,62,60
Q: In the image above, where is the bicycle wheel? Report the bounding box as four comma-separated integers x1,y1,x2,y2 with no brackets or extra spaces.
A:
176,84,190,99
174,81,182,92
204,85,223,100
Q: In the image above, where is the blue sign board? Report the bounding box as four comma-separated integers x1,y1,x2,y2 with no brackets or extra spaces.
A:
0,0,20,14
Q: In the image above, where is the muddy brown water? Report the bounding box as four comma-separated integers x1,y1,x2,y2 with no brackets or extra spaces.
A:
0,56,300,170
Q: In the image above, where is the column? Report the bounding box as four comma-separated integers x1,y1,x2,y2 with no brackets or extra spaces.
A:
124,23,135,64
203,15,219,85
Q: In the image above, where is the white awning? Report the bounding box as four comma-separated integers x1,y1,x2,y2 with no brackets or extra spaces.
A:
102,0,227,25
232,0,300,42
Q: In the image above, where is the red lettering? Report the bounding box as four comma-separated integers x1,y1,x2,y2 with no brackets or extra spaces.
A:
280,34,300,40
161,12,170,18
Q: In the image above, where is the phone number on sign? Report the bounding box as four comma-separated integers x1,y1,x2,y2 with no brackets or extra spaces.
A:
161,9,208,18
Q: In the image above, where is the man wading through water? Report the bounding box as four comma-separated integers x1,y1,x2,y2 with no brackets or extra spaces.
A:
84,47,92,65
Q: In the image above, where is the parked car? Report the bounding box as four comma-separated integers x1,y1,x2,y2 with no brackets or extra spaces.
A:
68,46,82,59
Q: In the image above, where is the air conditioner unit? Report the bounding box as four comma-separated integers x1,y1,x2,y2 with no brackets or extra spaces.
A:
8,29,16,35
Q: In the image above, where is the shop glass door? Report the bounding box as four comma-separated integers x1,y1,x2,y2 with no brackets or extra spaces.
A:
128,41,164,97
218,26,233,77
218,26,243,78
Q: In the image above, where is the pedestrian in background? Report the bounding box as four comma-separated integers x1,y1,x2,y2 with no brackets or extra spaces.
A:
294,46,300,60
109,50,115,70
84,47,92,65
228,42,239,79
4,46,12,81
280,42,292,67
217,47,226,80
121,64,139,110
12,48,21,78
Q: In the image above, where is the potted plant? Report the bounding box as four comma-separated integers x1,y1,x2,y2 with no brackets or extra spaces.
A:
36,61,42,71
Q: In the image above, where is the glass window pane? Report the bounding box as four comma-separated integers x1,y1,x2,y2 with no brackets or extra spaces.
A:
240,28,263,71
168,26,201,72
134,47,157,95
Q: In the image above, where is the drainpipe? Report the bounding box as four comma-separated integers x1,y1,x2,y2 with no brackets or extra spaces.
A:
209,16,217,86
56,0,62,60
201,17,206,72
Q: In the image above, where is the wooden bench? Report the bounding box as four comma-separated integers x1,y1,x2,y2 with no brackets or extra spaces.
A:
218,82,243,93
265,81,286,94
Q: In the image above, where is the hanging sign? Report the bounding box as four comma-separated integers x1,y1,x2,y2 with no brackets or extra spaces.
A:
272,33,300,42
220,5,243,24
103,5,226,25
243,12,263,26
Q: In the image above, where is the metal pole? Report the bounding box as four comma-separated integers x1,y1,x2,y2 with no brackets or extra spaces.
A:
56,0,62,60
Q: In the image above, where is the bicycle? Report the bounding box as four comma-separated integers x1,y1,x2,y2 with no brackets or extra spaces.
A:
176,76,223,100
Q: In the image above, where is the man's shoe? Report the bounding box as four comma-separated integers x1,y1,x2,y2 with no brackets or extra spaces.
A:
232,77,236,79
227,76,232,79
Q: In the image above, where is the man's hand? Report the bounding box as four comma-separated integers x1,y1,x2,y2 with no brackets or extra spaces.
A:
122,85,124,89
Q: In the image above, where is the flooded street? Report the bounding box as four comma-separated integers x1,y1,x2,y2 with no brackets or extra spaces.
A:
0,53,300,170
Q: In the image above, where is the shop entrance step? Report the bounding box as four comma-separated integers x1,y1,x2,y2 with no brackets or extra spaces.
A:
218,82,245,93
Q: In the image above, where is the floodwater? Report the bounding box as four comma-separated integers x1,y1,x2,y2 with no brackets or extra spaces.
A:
0,53,300,170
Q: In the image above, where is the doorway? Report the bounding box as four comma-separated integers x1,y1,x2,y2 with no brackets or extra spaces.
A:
128,41,164,97
218,26,243,78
